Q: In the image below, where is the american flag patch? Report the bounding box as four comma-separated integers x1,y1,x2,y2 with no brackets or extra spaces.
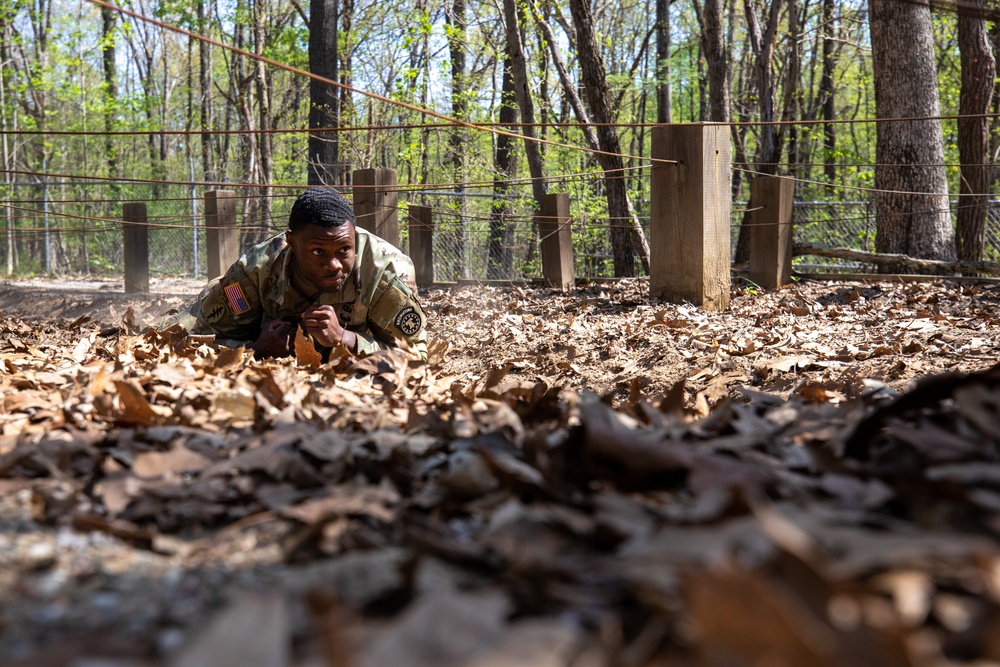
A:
224,282,251,315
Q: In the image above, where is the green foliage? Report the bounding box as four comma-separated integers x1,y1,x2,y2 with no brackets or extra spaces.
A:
0,0,989,278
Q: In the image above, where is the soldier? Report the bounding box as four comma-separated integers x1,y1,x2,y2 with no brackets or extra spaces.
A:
162,188,427,361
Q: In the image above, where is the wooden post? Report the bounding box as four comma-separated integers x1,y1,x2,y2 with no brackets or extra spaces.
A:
205,190,238,279
749,175,795,289
650,123,731,311
408,205,434,288
352,168,399,247
122,202,149,294
537,193,574,288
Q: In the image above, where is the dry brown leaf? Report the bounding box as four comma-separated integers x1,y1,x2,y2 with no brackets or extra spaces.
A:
294,326,323,368
131,445,211,478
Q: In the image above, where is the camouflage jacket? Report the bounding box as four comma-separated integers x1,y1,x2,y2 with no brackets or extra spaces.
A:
163,227,427,360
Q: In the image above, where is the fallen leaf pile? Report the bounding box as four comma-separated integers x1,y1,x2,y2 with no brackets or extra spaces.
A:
1,278,1000,666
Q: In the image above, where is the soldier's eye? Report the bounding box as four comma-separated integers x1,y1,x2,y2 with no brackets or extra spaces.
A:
311,248,324,256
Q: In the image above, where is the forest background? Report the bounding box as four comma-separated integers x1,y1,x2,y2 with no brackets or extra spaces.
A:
0,0,997,282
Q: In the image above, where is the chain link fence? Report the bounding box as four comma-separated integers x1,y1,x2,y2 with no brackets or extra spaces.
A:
4,183,1000,282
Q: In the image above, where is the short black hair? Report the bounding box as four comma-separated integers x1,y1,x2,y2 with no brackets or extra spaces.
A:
288,188,356,232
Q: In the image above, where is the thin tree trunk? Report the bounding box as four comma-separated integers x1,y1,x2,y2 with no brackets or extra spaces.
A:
502,0,547,267
308,0,339,185
199,0,216,183
528,1,599,151
488,59,517,279
655,0,672,123
956,0,995,261
234,11,260,248
820,0,836,182
870,0,955,261
693,0,730,122
446,0,469,279
253,11,273,245
100,7,118,188
733,0,782,264
418,2,430,191
502,0,546,204
0,17,14,275
567,0,651,276
778,0,802,178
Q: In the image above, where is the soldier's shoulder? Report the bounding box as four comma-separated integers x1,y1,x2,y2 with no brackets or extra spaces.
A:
356,227,408,261
243,234,289,270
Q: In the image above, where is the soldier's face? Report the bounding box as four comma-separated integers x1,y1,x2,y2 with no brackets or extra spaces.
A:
286,222,357,292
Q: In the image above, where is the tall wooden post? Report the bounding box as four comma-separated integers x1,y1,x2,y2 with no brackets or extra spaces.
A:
205,190,238,279
537,193,574,288
353,169,399,247
123,202,149,294
749,175,795,289
650,123,731,311
408,205,434,288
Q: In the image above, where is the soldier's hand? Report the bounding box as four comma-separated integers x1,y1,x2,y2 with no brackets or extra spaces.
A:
250,319,294,359
302,305,356,351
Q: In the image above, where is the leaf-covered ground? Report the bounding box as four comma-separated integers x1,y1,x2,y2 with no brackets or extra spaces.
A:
1,276,1000,666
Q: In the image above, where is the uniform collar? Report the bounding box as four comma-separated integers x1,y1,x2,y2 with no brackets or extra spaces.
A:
268,230,364,307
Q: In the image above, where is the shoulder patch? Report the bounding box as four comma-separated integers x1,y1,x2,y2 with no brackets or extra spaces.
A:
204,301,228,324
369,275,425,339
395,306,422,336
224,282,251,315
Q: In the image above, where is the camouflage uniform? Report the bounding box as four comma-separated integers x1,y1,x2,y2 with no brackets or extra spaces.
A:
163,227,427,360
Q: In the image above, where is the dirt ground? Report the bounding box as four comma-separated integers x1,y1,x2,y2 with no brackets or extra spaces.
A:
1,274,999,666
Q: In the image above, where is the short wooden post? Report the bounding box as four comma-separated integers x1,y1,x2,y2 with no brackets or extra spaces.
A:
353,168,399,247
408,205,434,288
205,190,238,279
537,193,574,288
123,202,149,294
749,175,795,289
650,123,731,311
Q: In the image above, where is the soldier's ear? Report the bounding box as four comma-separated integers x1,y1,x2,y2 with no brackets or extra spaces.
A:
285,229,296,250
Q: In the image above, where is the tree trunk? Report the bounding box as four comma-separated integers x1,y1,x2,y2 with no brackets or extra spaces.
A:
502,0,546,204
870,0,955,261
733,0,782,264
529,2,599,152
502,0,546,268
956,0,995,261
339,0,354,141
198,0,216,183
779,0,802,178
233,10,260,249
252,10,274,246
446,0,469,279
488,59,517,279
696,0,730,123
308,0,339,185
100,7,118,184
567,0,651,277
1,18,15,275
820,0,836,182
655,0,672,123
